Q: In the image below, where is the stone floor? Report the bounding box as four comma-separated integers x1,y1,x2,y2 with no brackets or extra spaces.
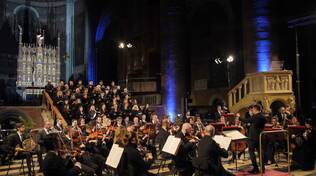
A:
0,152,315,176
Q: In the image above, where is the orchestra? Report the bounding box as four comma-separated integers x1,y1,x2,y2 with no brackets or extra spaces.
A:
0,79,314,176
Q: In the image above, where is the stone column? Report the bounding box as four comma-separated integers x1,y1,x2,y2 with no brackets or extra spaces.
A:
238,87,242,101
244,81,248,96
242,0,275,73
66,0,74,81
161,0,188,120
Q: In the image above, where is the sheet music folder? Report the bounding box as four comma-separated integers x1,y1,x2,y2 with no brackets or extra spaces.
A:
213,135,232,150
106,144,124,169
162,135,181,155
222,130,247,141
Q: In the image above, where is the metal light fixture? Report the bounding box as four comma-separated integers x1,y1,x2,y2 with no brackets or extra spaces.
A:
126,43,133,48
214,58,223,64
226,55,234,63
118,42,125,49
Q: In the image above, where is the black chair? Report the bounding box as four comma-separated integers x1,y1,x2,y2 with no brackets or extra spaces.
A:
6,154,35,176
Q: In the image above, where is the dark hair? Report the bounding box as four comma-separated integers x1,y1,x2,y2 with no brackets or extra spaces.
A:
305,118,313,125
128,132,137,144
16,123,24,129
253,104,262,112
44,134,59,151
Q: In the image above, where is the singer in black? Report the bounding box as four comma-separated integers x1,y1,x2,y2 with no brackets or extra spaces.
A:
239,104,266,174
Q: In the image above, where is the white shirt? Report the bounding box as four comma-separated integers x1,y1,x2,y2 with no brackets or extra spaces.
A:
17,131,23,142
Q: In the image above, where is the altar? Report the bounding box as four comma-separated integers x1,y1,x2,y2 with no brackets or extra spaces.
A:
16,27,60,98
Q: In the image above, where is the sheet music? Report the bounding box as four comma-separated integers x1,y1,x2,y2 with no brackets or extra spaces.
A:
213,135,232,150
222,130,247,141
105,144,124,168
162,135,181,155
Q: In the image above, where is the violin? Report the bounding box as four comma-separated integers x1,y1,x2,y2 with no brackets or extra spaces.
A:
185,133,200,143
87,131,104,140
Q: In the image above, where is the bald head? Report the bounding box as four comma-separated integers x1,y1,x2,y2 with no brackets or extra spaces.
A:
204,125,215,137
44,121,52,129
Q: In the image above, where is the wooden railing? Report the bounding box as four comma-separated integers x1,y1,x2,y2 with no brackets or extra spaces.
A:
42,91,68,128
227,70,293,111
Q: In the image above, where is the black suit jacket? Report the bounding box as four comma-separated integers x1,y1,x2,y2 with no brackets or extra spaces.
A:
43,151,79,176
155,128,169,150
174,132,195,167
6,133,23,150
193,135,228,175
37,129,50,152
55,124,64,132
213,111,221,121
240,113,266,141
124,143,151,176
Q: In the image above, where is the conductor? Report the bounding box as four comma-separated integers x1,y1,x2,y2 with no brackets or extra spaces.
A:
239,104,266,174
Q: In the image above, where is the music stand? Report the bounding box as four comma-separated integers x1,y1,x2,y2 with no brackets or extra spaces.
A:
157,136,181,174
105,144,125,175
263,128,286,167
223,113,236,126
222,128,248,171
210,123,225,134
287,125,305,136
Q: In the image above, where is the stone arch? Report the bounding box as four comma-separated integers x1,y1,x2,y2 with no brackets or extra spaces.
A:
13,5,40,18
269,99,287,116
0,109,33,129
209,96,225,107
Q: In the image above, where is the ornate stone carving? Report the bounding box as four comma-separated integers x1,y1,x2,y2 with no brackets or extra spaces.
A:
17,29,61,92
266,75,290,91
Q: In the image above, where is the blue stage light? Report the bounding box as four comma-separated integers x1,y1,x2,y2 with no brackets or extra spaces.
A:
166,51,176,122
95,15,111,42
254,0,271,72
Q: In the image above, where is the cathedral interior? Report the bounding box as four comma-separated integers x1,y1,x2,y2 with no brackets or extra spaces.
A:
0,0,315,175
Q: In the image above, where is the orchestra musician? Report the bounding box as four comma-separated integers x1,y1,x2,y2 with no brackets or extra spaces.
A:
213,105,223,122
55,119,64,132
271,117,281,129
239,105,253,136
275,106,290,127
155,118,170,151
174,123,197,176
123,132,154,176
6,123,33,176
37,121,53,172
69,120,84,147
42,133,82,176
264,117,281,165
193,125,234,176
239,104,266,174
291,118,316,171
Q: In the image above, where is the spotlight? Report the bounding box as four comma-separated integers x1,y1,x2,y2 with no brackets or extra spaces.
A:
118,42,125,49
214,58,222,64
226,55,234,63
126,43,133,48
